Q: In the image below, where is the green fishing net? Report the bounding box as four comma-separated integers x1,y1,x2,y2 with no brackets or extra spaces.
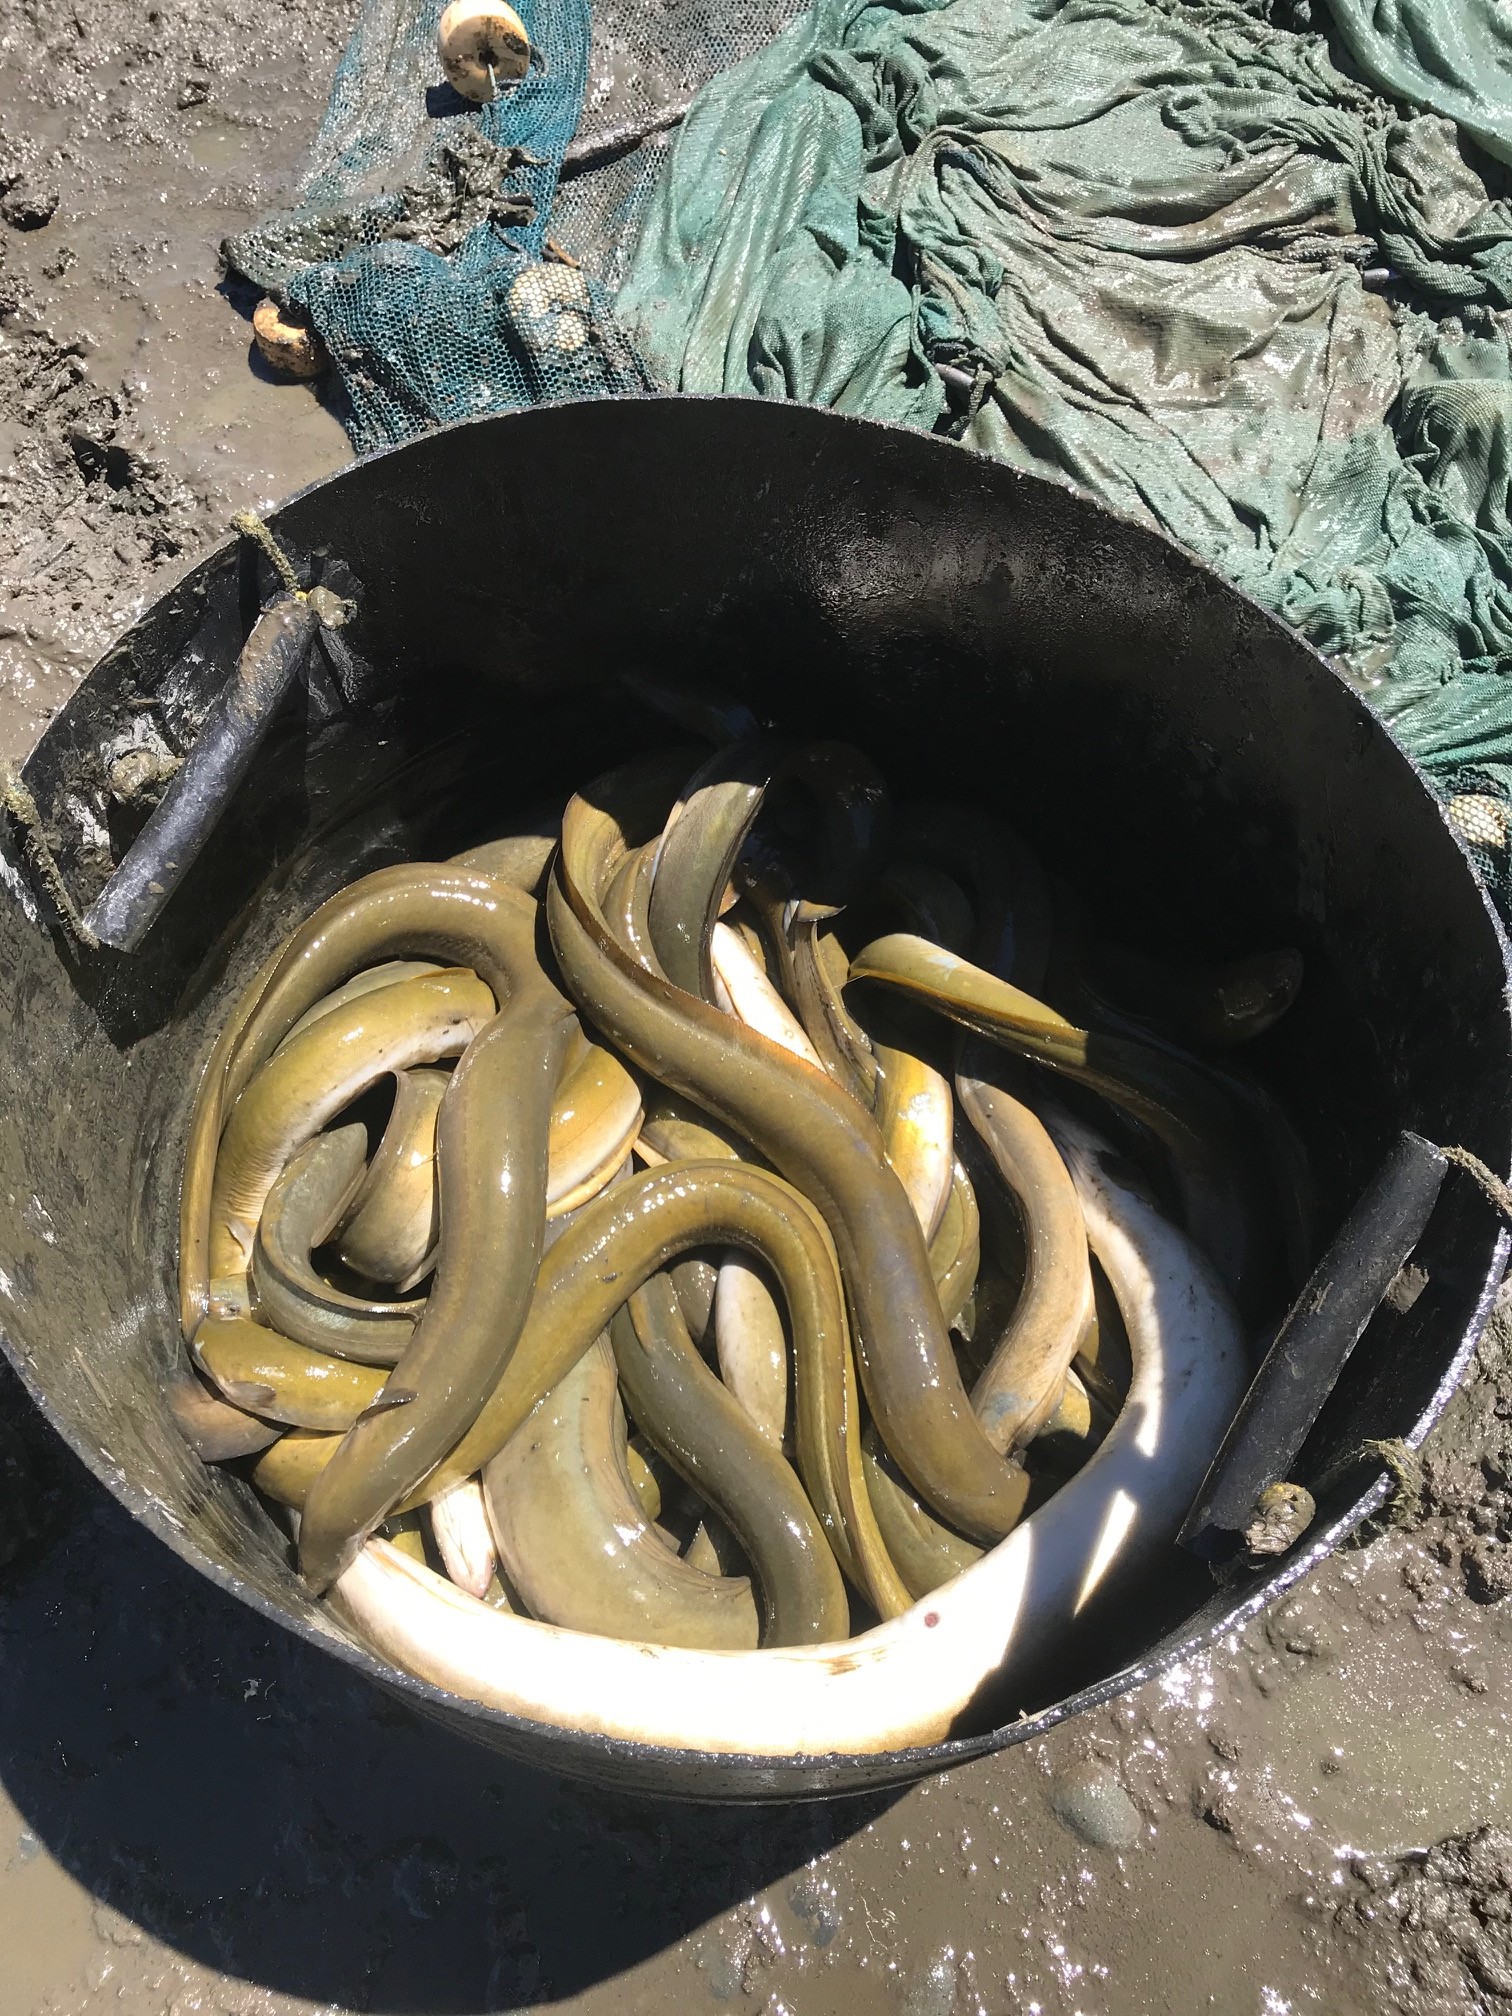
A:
225,0,1512,912
618,0,1512,911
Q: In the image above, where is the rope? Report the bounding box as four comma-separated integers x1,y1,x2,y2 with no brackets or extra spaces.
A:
1305,1433,1425,1530
1357,1436,1425,1526
0,767,99,950
231,509,305,600
1442,1143,1512,1225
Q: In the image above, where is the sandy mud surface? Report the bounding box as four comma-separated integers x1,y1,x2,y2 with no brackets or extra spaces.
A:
4,0,1512,2009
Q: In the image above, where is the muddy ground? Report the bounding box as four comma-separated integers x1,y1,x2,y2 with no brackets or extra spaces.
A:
5,0,1512,2009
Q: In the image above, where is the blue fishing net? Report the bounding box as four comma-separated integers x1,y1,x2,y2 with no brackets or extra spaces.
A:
225,0,808,450
226,0,653,448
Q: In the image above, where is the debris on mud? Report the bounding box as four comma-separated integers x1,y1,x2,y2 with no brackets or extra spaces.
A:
390,129,536,255
1338,1828,1512,2015
0,0,354,760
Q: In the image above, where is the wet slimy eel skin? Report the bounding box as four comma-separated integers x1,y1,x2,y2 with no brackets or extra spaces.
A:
335,1116,1246,1750
212,865,572,1112
860,1429,984,1602
710,923,824,1069
603,842,664,978
251,1130,421,1366
252,1128,421,1362
955,1053,1095,1454
165,1364,281,1461
641,1091,781,1421
202,866,583,1593
179,943,285,1339
449,828,559,898
336,1068,448,1288
713,1253,788,1448
545,759,1031,1547
848,932,1263,1310
708,940,963,1423
427,1476,498,1600
405,1158,909,1620
671,1252,718,1346
612,1276,849,1645
209,969,494,1280
299,968,578,1586
636,1094,752,1168
650,738,888,1095
541,1032,644,1214
484,1336,759,1649
787,911,877,1106
251,1427,341,1508
648,739,774,1000
871,1037,953,1241
193,1313,387,1430
329,1036,638,1299
281,961,444,1046
178,956,438,1339
928,1158,981,1330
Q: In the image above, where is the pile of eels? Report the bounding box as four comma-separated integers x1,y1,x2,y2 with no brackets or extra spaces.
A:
169,730,1305,1755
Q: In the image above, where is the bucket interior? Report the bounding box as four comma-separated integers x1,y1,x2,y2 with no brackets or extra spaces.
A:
1,397,1508,1800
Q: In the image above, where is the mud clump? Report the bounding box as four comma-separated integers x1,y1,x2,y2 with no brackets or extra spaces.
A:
1415,1299,1512,1606
0,310,201,761
1338,1828,1512,2014
0,0,355,759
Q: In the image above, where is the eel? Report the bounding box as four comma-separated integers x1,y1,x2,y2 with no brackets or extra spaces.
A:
250,1127,421,1365
713,1253,788,1448
710,922,824,1069
281,960,444,1046
956,1059,1096,1453
545,756,1031,1545
393,1159,908,1619
450,827,559,898
427,1476,499,1600
602,840,664,978
193,1313,387,1430
165,1364,281,1460
612,1275,850,1645
335,1068,449,1288
482,1336,759,1648
209,968,493,1279
221,871,581,1592
860,1430,984,1602
179,943,284,1339
929,1157,981,1330
648,739,775,999
849,932,1263,1310
333,1114,1247,1754
870,1036,954,1242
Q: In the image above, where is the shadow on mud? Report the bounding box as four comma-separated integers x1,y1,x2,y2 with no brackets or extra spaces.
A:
0,1382,894,2010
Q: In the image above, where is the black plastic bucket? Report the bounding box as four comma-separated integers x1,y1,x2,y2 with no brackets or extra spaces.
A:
1,397,1508,1801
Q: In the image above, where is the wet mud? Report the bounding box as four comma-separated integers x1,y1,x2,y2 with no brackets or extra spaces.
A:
4,0,1512,2007
0,0,352,763
7,1306,1512,2016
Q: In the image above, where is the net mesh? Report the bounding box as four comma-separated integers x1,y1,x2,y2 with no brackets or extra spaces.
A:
225,0,808,450
224,0,1512,913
